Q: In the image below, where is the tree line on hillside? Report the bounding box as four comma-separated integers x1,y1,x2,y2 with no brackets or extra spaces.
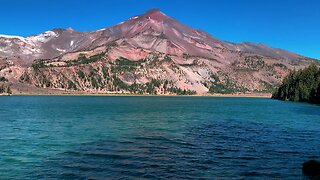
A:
0,84,12,94
272,64,320,104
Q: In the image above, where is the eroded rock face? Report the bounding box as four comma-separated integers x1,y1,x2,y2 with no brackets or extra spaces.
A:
0,9,318,94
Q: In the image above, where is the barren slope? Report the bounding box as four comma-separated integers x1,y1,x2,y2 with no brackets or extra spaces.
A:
0,9,318,94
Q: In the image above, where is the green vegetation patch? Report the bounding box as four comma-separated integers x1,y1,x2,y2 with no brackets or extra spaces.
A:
77,70,86,79
272,64,320,104
0,84,12,94
67,52,106,66
111,57,145,73
32,61,47,72
0,76,8,82
110,76,196,95
19,72,31,83
209,74,248,94
272,63,288,70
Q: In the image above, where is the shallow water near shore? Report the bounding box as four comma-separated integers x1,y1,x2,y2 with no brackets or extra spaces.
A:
0,96,319,179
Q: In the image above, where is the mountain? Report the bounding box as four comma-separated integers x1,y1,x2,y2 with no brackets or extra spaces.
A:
0,9,318,95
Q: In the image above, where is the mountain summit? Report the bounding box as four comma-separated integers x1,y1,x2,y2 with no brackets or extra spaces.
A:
0,9,317,94
142,8,169,21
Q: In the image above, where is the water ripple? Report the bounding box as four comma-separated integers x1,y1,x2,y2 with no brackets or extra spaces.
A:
0,96,319,179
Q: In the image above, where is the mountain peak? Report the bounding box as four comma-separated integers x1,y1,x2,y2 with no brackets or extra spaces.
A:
142,8,169,22
0,9,315,95
51,28,67,34
145,8,161,14
66,27,75,32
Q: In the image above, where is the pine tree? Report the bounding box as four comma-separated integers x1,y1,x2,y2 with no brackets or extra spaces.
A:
272,63,320,104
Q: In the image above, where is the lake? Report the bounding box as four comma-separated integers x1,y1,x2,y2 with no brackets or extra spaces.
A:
0,96,319,179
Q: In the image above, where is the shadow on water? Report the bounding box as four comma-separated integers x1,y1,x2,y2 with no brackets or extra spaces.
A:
276,99,320,117
37,134,212,179
292,105,320,116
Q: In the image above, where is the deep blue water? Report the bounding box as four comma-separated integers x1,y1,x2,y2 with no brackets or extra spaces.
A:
0,96,319,179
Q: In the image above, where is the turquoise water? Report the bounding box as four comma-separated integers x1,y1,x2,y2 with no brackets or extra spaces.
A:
0,96,319,179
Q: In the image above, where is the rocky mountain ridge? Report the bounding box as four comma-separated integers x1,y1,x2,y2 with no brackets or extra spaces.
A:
0,9,318,94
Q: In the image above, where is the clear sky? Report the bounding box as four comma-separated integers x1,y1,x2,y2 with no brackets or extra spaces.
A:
0,0,319,59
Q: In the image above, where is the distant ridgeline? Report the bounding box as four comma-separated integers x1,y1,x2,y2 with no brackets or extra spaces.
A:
272,64,320,104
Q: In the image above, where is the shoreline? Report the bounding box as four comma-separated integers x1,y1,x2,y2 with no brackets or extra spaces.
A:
0,93,11,96
8,92,272,98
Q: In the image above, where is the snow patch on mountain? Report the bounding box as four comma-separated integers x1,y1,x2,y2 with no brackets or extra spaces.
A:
97,28,106,32
0,34,27,43
27,31,58,43
130,16,139,20
56,48,66,52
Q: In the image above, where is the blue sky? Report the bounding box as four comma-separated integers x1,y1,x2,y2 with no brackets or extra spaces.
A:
0,0,319,59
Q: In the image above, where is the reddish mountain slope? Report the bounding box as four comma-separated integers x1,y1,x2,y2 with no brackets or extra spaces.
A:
0,9,317,94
